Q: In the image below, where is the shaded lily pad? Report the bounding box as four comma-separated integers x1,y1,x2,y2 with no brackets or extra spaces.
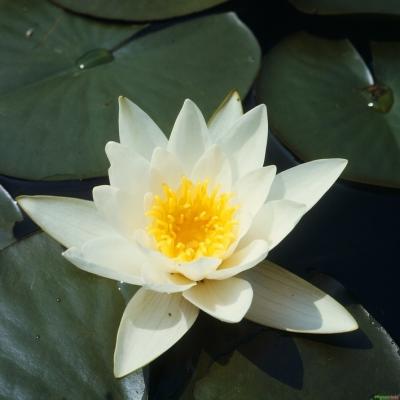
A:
52,0,227,22
290,0,400,15
257,32,400,187
149,272,400,399
0,232,144,399
0,0,260,180
0,185,22,249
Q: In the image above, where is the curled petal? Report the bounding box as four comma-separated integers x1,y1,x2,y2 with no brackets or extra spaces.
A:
183,277,253,323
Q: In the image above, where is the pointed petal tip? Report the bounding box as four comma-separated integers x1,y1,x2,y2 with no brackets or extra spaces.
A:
182,98,201,111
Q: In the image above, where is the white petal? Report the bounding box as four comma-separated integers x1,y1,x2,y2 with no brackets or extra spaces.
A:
114,289,199,377
239,200,307,251
105,141,150,193
118,96,167,159
217,104,268,180
268,159,347,211
208,91,243,141
183,277,253,323
93,185,146,237
63,235,143,285
206,240,268,280
234,165,276,217
140,250,196,293
17,196,112,248
149,147,184,194
191,145,232,192
222,208,254,260
174,257,221,282
141,263,196,293
167,99,209,174
242,261,358,333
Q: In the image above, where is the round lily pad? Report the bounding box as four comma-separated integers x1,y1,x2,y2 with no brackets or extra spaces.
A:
289,0,400,15
257,32,400,188
0,0,260,180
0,185,22,250
52,0,227,22
0,232,144,399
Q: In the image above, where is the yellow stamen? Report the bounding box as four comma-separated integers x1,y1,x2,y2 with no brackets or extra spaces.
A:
146,177,239,262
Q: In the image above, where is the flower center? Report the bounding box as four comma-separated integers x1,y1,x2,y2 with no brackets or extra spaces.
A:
146,177,239,262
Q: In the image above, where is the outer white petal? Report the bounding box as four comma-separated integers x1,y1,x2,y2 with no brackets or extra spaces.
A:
239,200,307,251
63,235,143,285
191,145,232,192
93,185,146,236
268,159,348,211
167,99,209,174
105,141,150,193
183,277,253,323
17,196,112,248
208,91,243,141
118,96,167,159
174,257,221,282
234,165,276,217
206,240,268,280
242,261,358,333
149,147,184,194
217,104,268,180
114,289,199,377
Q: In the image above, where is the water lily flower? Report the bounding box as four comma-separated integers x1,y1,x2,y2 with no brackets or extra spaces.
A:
17,92,358,378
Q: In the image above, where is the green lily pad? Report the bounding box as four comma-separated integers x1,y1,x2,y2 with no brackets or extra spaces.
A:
0,0,260,181
257,32,400,188
0,185,22,250
150,272,400,399
0,232,144,399
52,0,227,22
289,0,400,15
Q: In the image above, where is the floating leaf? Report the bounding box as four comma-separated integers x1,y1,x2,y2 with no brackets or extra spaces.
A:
257,32,400,187
0,0,260,180
290,0,400,15
0,185,22,249
0,232,144,399
52,0,228,21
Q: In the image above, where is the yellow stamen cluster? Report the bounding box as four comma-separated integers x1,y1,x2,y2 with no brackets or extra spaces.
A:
146,177,239,262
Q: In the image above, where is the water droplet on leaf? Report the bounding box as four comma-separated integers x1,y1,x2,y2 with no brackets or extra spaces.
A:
25,28,34,38
56,297,61,303
361,84,394,113
76,49,114,70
